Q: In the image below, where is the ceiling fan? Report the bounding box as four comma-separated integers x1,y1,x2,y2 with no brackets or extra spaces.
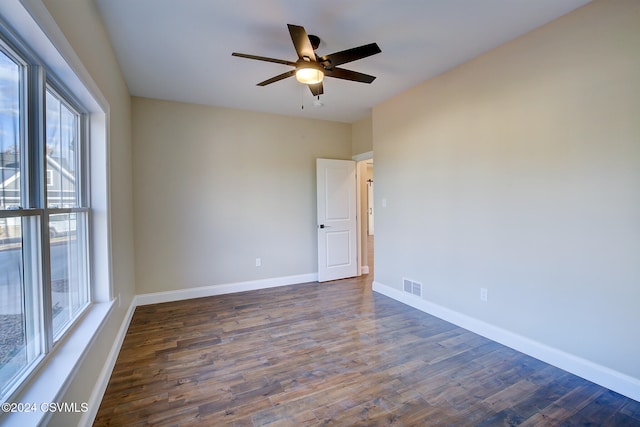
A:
232,24,381,96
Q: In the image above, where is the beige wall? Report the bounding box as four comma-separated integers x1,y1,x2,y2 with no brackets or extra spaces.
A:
352,115,373,156
373,0,640,380
133,98,352,294
41,0,134,426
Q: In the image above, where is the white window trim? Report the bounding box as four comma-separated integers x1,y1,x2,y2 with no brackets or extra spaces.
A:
0,0,113,425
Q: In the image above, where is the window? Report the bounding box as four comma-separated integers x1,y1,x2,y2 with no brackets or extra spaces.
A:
45,87,90,340
0,33,90,402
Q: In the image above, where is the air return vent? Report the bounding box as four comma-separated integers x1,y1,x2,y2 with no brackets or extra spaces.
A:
403,278,422,297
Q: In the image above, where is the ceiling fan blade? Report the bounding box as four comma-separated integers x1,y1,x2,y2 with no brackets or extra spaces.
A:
320,43,381,69
287,24,316,61
325,67,376,84
232,52,296,67
257,70,296,86
308,82,323,96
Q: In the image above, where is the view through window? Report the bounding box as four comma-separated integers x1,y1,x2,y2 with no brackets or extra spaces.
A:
0,36,90,401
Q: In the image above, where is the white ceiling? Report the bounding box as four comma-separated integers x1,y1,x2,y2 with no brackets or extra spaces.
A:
94,0,591,123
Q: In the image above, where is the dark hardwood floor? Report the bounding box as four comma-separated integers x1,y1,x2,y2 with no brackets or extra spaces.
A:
94,248,640,425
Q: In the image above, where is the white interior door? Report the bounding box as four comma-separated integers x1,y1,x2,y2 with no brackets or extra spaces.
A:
317,158,357,282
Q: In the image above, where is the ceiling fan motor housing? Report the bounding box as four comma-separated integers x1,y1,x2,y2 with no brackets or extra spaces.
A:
308,34,321,50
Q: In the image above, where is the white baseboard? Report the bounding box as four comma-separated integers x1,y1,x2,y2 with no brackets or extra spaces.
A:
80,298,137,426
135,273,318,306
372,280,640,403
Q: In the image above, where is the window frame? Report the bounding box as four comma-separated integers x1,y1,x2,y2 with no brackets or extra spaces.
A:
0,17,92,404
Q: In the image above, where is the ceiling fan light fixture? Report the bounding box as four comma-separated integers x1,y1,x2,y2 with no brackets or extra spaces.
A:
233,24,380,95
295,65,324,84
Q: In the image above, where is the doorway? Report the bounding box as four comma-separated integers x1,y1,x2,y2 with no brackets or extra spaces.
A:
365,160,374,275
355,156,374,277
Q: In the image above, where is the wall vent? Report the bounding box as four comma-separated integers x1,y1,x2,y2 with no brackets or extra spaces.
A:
403,278,412,293
403,278,422,297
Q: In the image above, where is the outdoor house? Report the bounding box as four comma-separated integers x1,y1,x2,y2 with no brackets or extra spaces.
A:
0,153,77,238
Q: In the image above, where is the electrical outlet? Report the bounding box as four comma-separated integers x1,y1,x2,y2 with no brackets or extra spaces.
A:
255,258,261,267
480,288,488,302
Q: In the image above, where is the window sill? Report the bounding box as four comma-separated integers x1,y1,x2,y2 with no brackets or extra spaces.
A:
1,300,115,426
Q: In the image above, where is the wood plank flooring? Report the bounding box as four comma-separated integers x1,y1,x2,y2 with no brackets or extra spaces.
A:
94,275,640,425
